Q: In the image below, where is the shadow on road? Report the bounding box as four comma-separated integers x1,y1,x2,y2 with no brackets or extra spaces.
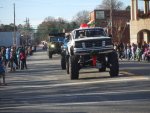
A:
119,60,150,76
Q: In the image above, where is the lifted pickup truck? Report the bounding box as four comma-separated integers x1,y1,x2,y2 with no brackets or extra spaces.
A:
61,26,119,80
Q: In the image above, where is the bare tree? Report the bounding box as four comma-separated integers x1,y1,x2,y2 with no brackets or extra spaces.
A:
113,16,129,42
72,10,89,25
126,5,131,11
96,0,124,10
44,16,56,22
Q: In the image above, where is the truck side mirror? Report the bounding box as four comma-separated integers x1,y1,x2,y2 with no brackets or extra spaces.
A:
109,34,112,38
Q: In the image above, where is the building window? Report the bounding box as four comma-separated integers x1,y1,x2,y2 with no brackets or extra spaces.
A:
96,11,105,19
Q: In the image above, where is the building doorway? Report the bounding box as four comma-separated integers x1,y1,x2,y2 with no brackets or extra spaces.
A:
137,29,150,46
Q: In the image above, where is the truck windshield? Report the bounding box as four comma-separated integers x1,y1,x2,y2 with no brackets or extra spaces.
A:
75,28,106,39
50,37,64,42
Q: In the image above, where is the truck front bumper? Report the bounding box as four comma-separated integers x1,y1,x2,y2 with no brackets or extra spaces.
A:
74,46,114,55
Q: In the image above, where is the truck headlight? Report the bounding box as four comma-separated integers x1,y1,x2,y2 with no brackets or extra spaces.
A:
51,44,55,48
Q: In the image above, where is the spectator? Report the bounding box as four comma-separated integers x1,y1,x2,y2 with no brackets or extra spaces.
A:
6,47,10,66
0,58,6,85
145,46,150,62
130,43,136,60
20,49,27,70
126,43,131,60
16,47,22,69
118,42,124,60
123,43,127,59
136,43,142,61
0,47,6,65
10,47,16,72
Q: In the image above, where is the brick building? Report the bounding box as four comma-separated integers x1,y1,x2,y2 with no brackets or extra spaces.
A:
88,10,130,43
130,0,150,45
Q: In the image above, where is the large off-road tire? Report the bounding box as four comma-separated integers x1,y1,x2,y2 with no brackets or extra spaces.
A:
66,56,69,74
69,55,79,80
108,52,119,77
61,55,66,70
99,65,106,72
49,51,52,59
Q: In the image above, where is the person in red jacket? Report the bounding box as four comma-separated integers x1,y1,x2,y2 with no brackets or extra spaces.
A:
20,49,27,70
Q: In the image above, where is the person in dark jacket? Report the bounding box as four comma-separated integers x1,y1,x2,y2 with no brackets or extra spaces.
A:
118,42,124,60
0,58,6,85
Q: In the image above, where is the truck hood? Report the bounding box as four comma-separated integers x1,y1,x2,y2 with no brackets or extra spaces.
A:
73,36,111,42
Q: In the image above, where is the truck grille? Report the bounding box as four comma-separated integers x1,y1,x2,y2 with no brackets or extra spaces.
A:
75,39,112,48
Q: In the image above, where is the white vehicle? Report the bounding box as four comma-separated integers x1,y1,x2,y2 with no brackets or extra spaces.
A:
61,26,119,80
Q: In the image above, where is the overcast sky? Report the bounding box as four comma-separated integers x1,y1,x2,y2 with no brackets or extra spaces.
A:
0,0,143,27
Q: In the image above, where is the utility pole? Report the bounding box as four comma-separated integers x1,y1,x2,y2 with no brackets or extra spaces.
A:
13,3,16,45
24,17,31,45
110,0,113,38
25,17,29,45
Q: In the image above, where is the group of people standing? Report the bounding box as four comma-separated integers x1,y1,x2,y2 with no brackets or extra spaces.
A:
0,46,30,72
0,45,36,85
114,41,150,62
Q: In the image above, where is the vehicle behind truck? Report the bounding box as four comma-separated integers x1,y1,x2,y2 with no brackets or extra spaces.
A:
47,33,65,59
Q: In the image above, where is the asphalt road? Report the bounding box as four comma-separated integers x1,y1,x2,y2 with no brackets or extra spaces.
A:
0,47,150,113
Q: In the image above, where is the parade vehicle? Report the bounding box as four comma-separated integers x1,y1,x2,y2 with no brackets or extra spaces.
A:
47,33,65,59
61,24,119,80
